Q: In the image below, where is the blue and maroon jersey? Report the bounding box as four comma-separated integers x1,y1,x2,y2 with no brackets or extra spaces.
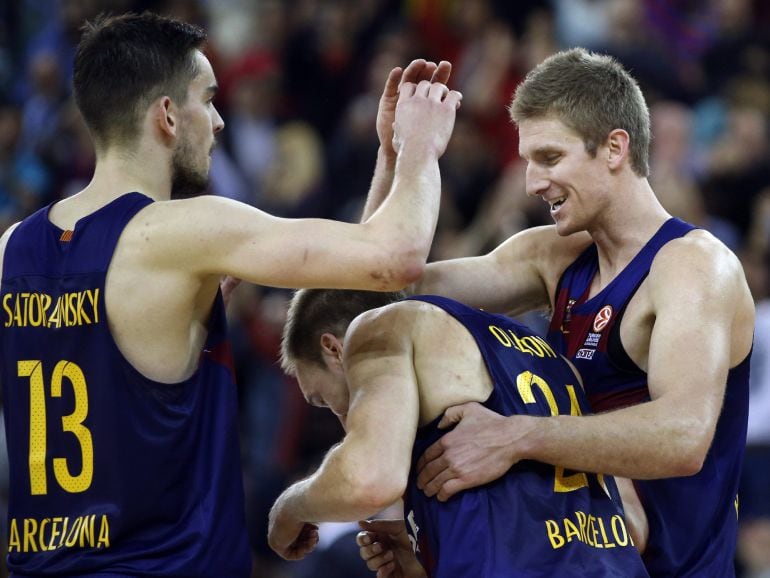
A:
0,193,251,576
547,218,750,577
404,295,649,578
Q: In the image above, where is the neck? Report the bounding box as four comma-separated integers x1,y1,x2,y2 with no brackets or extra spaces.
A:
83,141,172,202
589,177,671,275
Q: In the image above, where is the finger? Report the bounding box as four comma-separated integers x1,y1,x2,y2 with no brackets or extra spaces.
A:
438,477,467,502
414,79,432,98
376,559,396,578
416,439,445,476
400,58,427,86
383,67,403,98
432,60,452,85
360,519,407,534
428,82,449,102
360,540,386,562
421,467,456,498
356,530,372,547
420,61,438,83
437,405,465,429
444,89,463,110
398,81,416,98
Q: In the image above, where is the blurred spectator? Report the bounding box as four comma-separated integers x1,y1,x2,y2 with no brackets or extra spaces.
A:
0,101,50,230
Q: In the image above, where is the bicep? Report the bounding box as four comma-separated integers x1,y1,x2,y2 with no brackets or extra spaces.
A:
416,237,548,315
646,250,738,428
151,197,412,290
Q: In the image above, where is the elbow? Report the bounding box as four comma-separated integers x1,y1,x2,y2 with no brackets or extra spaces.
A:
671,444,708,477
666,428,711,477
372,247,426,291
347,469,408,513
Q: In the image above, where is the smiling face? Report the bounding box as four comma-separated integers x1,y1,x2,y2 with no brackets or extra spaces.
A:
170,50,224,199
295,358,351,429
518,116,612,236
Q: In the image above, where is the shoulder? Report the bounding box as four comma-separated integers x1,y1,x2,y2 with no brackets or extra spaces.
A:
345,299,455,353
651,229,746,285
0,222,22,282
649,229,753,319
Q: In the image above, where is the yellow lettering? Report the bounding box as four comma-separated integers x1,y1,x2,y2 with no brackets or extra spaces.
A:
521,336,546,357
48,296,61,328
8,519,20,553
48,517,63,550
76,291,90,324
88,289,99,324
13,296,24,327
575,511,588,544
587,515,601,548
545,520,565,548
531,335,557,357
27,293,42,326
596,516,615,548
38,518,50,551
97,515,110,548
79,515,95,548
65,517,83,547
610,515,629,546
51,360,93,492
58,517,69,548
735,494,740,520
3,293,13,327
563,517,581,543
23,518,39,552
488,325,512,347
40,293,51,326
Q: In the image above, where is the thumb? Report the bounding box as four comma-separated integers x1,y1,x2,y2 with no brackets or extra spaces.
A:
359,519,405,535
437,404,466,429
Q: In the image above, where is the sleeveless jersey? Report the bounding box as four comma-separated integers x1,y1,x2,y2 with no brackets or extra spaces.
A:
0,193,251,576
546,218,750,577
404,295,649,578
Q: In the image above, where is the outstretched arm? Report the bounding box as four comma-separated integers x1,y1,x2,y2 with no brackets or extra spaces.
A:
268,307,420,560
141,74,462,292
416,235,754,500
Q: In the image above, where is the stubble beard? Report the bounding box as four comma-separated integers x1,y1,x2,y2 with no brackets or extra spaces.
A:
170,136,210,200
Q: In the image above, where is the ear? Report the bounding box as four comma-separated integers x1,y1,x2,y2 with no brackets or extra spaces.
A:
320,333,345,374
155,96,178,139
606,128,630,171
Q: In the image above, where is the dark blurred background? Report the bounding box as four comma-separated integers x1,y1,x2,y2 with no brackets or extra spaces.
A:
1,0,769,576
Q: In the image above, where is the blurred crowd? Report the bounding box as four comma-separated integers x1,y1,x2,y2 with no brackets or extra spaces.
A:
1,0,769,577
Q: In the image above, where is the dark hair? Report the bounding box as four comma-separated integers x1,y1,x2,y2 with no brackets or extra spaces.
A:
73,12,206,149
509,47,651,177
281,289,405,375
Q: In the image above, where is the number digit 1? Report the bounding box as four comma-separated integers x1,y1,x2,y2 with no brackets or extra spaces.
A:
17,361,47,495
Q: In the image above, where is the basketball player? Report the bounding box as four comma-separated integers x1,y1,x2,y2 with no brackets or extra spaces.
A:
269,289,650,577
403,48,753,576
0,12,460,576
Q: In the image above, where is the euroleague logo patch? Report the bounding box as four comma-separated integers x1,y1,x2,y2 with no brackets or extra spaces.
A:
593,305,613,332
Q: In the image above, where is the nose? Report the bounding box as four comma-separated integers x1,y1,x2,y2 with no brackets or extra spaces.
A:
525,162,549,198
213,106,225,133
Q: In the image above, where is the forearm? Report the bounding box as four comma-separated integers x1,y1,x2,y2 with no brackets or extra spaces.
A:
361,147,396,222
277,445,397,524
366,145,441,265
520,399,710,479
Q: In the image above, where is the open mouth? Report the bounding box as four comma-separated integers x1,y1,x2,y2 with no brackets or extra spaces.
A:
549,198,566,212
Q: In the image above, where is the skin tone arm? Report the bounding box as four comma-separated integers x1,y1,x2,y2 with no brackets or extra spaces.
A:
416,235,755,500
268,309,421,560
138,78,461,293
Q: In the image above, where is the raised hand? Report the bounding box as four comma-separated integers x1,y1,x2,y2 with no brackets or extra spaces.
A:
377,59,453,159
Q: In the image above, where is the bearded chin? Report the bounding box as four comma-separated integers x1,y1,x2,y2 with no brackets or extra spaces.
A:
170,149,210,200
